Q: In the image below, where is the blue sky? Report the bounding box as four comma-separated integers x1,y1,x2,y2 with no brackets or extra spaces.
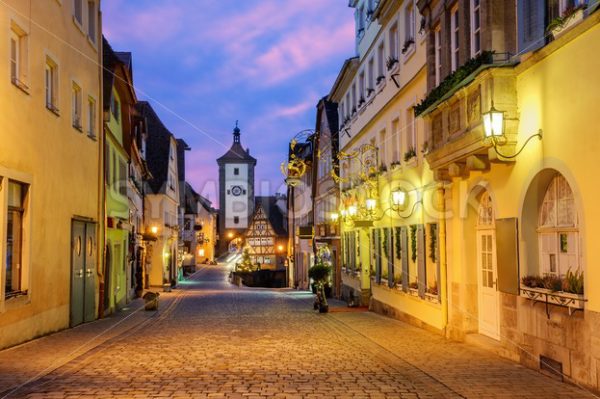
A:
103,0,355,205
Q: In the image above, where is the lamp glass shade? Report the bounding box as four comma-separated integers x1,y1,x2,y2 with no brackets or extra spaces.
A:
340,209,347,217
366,198,377,211
348,205,358,217
392,190,406,207
483,107,504,137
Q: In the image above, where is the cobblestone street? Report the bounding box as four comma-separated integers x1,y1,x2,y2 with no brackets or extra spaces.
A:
1,265,596,399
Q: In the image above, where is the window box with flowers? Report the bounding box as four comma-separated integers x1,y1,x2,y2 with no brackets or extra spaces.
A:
548,5,586,40
520,270,585,317
401,38,415,55
386,56,399,71
403,147,417,162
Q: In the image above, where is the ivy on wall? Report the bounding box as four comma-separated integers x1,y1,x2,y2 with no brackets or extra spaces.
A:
383,228,389,257
429,224,438,263
414,51,495,116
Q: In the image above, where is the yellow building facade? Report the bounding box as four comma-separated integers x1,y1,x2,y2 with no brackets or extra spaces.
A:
0,0,102,348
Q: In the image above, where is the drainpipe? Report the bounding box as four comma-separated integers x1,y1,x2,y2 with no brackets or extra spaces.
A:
438,183,449,335
98,22,106,320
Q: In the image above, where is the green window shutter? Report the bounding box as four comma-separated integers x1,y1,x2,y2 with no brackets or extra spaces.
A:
387,227,394,288
401,227,409,292
417,224,426,298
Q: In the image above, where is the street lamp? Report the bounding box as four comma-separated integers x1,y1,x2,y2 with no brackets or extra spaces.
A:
365,198,377,212
391,188,407,209
482,102,543,159
482,102,504,139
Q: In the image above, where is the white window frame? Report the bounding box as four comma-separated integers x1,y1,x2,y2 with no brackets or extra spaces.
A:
450,5,460,72
537,174,580,277
73,0,83,27
72,81,82,131
377,42,385,81
402,0,417,58
367,57,374,96
470,0,481,57
87,0,97,44
87,96,96,138
434,25,442,86
391,118,400,163
405,106,416,157
45,56,59,114
388,22,399,63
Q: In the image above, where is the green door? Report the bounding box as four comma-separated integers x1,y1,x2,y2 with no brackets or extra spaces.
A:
70,220,86,327
84,223,97,322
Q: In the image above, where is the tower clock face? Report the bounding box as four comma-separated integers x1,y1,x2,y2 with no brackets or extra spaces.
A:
231,185,243,196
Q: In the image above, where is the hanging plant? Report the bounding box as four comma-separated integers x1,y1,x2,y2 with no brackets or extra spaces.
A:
429,224,438,263
410,225,417,263
395,227,402,260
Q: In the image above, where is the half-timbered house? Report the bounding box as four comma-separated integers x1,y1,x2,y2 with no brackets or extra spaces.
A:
245,196,287,270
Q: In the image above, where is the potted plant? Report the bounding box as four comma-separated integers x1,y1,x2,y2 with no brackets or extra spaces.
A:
308,262,332,313
409,280,419,296
358,96,366,107
547,4,586,39
401,38,415,54
386,56,399,71
376,75,385,85
143,291,160,311
404,147,417,162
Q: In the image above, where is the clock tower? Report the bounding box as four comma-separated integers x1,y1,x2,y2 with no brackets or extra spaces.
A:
217,123,257,254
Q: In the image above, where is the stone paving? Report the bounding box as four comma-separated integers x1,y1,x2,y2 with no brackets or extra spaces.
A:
0,265,596,399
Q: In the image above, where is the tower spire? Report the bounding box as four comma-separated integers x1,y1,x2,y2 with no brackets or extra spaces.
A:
233,120,241,143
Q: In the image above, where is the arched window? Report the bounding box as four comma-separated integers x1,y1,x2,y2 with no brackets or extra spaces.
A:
538,174,579,276
477,192,494,227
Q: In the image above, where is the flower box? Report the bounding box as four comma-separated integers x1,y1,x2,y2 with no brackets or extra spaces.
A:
408,288,419,297
520,285,586,316
425,292,440,303
551,8,585,40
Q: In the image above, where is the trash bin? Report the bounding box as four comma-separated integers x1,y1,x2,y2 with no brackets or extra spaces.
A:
143,292,159,311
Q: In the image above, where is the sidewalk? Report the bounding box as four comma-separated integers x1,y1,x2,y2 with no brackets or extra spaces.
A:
0,290,180,398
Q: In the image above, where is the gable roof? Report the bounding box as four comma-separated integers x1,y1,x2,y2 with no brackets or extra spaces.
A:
136,101,175,194
254,196,287,236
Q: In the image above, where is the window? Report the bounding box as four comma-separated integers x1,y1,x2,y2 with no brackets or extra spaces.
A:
406,107,416,155
391,119,400,163
345,93,350,117
72,82,82,130
450,5,460,71
5,180,28,298
10,25,28,89
73,0,83,25
234,216,239,224
111,94,120,122
87,1,96,43
358,71,365,104
404,2,415,45
389,23,399,62
351,83,357,112
234,167,239,176
471,0,481,57
118,158,127,196
434,25,442,86
87,97,96,138
367,57,374,94
45,58,58,113
538,174,579,277
377,42,385,80
169,145,174,160
379,129,387,167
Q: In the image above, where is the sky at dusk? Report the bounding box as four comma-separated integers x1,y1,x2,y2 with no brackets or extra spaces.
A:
103,0,355,206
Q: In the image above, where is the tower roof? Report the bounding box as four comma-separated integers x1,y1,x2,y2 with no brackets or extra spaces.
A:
217,123,257,165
